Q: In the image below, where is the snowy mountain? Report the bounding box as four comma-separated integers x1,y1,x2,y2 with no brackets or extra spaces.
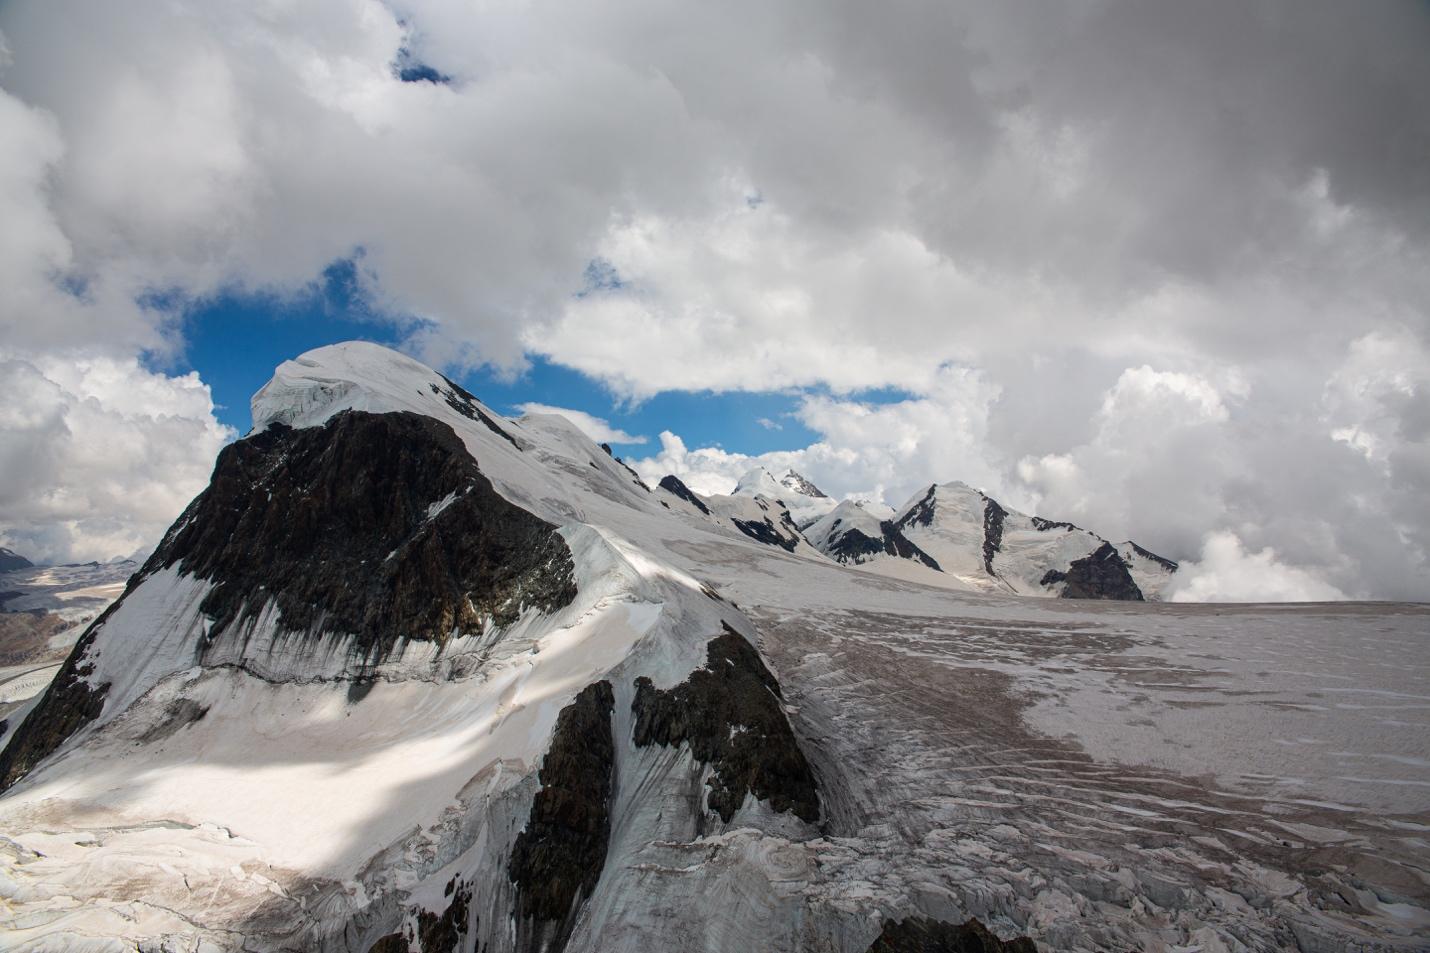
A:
803,500,943,581
0,342,1423,953
722,471,1169,602
731,466,839,528
828,481,1174,600
651,469,820,556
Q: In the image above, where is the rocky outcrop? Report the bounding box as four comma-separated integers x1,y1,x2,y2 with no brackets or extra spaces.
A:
898,486,939,529
1040,542,1144,601
0,547,32,573
149,410,576,661
866,917,1037,952
632,624,819,824
731,513,801,552
981,499,1008,574
780,470,828,499
416,878,473,953
658,474,712,515
433,375,521,450
821,519,941,571
510,680,616,953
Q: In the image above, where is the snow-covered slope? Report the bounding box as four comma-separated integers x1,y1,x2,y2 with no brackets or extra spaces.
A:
702,491,820,557
731,466,839,528
1119,540,1179,599
0,342,1424,953
803,500,947,586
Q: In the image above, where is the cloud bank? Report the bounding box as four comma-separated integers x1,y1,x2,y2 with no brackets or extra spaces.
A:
0,0,1426,597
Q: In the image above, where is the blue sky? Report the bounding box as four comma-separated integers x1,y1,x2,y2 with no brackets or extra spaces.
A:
167,258,825,456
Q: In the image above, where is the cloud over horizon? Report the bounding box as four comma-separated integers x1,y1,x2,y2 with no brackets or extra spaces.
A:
0,0,1426,598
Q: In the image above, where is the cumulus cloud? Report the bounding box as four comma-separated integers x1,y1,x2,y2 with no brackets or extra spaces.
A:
515,402,645,445
1167,532,1349,603
0,355,234,564
0,0,1427,596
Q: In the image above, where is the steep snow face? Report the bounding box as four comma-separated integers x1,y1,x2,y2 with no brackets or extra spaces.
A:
1120,541,1179,599
803,501,946,585
731,466,838,528
891,483,998,589
703,492,818,557
880,482,1160,600
733,466,786,500
805,500,883,553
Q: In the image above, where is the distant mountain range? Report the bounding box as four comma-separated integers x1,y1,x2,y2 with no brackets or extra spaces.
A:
661,467,1175,601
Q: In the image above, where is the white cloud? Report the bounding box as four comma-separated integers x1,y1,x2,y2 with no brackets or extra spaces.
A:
1167,532,1349,603
0,354,235,564
0,1,1427,598
515,402,645,445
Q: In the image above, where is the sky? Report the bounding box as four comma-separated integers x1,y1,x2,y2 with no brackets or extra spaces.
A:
1,1,1427,601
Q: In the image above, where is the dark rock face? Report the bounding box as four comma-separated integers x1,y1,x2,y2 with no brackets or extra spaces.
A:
1041,543,1144,601
149,410,576,662
822,523,886,563
0,547,32,572
898,486,939,529
433,376,521,450
731,515,799,553
866,917,1038,953
0,615,111,791
729,500,804,553
1029,516,1079,533
1,410,577,792
366,933,409,953
416,877,473,953
981,499,1008,574
880,522,942,570
632,624,819,824
510,680,616,953
822,520,941,571
1128,540,1179,572
658,475,711,515
781,470,828,499
614,457,651,492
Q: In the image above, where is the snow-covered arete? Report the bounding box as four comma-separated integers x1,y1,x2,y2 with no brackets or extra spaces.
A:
0,342,1424,953
731,466,839,529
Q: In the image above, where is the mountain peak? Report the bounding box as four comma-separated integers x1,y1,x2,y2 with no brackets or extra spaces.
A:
779,470,828,499
732,466,784,499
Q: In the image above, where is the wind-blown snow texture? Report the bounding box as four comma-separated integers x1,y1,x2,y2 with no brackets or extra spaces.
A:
0,342,1425,953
